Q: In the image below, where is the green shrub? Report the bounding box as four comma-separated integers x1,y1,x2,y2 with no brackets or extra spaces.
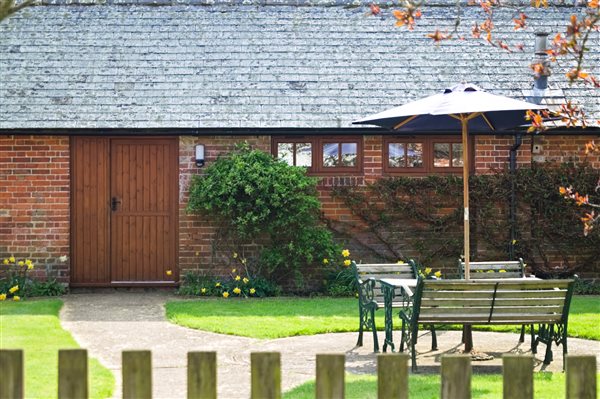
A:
187,143,341,287
26,279,67,297
574,279,600,295
177,270,281,298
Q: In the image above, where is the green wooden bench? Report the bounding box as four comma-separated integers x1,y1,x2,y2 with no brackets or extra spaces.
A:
353,260,436,353
399,279,575,371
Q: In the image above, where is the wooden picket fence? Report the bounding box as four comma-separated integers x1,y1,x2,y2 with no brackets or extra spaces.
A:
0,350,597,399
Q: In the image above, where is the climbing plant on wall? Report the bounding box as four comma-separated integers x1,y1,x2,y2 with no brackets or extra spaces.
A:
331,162,600,277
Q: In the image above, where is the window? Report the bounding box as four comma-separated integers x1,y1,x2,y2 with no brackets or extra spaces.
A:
277,142,312,167
273,136,362,174
384,136,469,174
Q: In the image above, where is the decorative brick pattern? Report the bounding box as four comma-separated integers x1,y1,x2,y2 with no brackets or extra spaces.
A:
0,135,70,281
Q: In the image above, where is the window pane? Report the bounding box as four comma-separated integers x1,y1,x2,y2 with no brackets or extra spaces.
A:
407,143,423,168
296,143,312,167
452,143,463,167
388,143,405,167
323,143,339,167
277,143,294,165
341,143,357,166
434,143,450,167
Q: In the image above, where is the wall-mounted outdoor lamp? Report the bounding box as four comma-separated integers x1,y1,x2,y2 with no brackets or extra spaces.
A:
195,144,205,167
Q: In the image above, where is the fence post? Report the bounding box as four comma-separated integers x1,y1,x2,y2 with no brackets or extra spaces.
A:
187,352,217,399
251,352,281,399
58,349,88,399
441,355,471,399
502,355,533,399
566,355,597,399
316,354,345,399
0,349,24,399
123,350,152,399
377,353,409,399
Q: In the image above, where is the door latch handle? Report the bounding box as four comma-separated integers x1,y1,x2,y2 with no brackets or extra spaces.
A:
111,197,121,211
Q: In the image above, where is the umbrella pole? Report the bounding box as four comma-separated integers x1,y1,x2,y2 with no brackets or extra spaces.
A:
461,116,470,281
462,115,473,353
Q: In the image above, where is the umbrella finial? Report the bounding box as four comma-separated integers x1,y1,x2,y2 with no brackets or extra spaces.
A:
445,83,482,94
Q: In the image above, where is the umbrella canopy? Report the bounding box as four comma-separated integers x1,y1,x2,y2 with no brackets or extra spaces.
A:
353,83,547,279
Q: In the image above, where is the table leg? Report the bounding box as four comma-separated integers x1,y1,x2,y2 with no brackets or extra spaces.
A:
382,285,395,352
463,325,473,352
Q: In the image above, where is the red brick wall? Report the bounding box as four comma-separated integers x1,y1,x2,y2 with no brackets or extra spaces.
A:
1,133,597,284
0,135,70,281
474,136,533,173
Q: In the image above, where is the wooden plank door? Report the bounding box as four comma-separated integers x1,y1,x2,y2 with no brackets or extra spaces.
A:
110,138,178,284
71,137,111,285
71,136,178,286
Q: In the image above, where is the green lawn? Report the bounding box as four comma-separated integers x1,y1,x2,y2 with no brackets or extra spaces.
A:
0,300,114,399
166,295,600,340
284,372,600,399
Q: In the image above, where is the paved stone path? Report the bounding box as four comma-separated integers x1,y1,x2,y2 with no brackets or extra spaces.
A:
60,291,600,399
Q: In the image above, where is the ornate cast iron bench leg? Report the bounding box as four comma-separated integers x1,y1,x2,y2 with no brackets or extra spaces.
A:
357,303,365,347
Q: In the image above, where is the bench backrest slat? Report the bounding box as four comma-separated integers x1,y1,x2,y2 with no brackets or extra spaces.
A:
458,259,525,279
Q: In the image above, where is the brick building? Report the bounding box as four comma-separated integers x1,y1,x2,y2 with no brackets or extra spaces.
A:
1,0,599,286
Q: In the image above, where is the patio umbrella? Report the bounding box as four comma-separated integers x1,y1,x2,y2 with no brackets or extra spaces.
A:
353,83,546,279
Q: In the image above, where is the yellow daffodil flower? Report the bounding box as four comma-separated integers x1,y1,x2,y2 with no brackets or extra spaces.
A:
341,249,350,258
201,288,207,294
215,282,221,288
13,296,20,301
499,269,507,273
249,288,256,295
434,271,442,278
222,291,229,298
9,256,15,263
166,270,173,276
235,275,241,281
424,267,432,275
27,264,34,270
232,268,237,273
487,270,494,273
0,293,6,301
3,259,9,265
343,259,351,267
323,258,329,264
241,258,247,265
9,286,18,294
397,260,403,264
243,277,249,284
233,253,238,258
25,259,32,266
233,287,241,295
18,261,24,266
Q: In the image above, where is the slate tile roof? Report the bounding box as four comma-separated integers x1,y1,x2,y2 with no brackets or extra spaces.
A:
0,0,598,129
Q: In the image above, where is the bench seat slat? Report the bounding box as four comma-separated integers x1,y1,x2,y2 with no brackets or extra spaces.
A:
358,265,412,272
427,290,567,299
421,305,563,315
423,280,571,290
421,298,567,307
419,314,563,323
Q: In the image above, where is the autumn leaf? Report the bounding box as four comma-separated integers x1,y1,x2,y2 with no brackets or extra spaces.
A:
513,13,528,30
369,3,380,16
